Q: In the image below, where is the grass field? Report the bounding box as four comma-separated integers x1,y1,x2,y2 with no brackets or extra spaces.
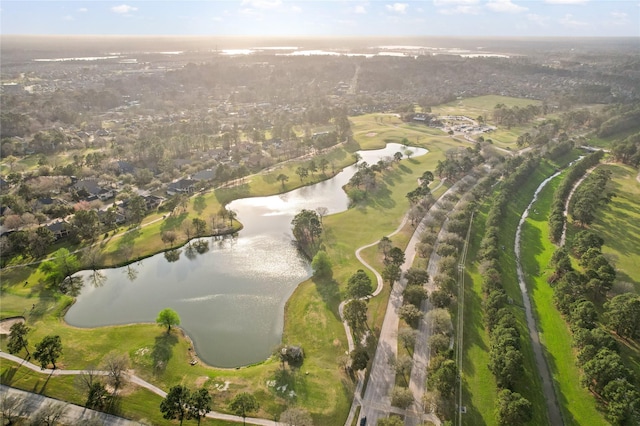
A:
521,172,608,426
460,206,498,425
1,112,465,424
432,95,542,121
587,164,640,293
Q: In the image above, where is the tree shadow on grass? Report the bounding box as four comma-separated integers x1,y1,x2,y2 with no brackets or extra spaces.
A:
116,227,141,252
193,195,207,215
215,184,251,206
1,366,18,385
312,276,341,320
160,212,188,232
152,332,178,375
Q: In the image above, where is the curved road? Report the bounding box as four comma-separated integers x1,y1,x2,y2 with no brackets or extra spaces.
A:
514,172,564,426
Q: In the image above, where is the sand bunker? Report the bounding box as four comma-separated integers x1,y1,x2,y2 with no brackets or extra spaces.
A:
0,317,25,334
366,132,377,137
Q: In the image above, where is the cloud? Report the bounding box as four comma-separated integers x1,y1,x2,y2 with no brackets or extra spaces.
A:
386,3,408,13
291,5,302,13
241,0,282,9
62,15,74,21
559,13,588,27
354,5,367,14
77,7,88,13
111,4,138,15
486,0,528,13
433,0,478,4
527,13,550,26
545,0,588,4
608,11,629,26
439,5,480,14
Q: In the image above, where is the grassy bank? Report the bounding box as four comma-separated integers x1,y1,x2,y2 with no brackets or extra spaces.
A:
521,172,607,425
461,205,498,425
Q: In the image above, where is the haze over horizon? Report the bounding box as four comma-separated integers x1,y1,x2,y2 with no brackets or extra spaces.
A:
1,0,638,38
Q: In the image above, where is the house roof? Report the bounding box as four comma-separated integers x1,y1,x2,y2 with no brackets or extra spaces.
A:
45,220,68,233
168,179,197,190
73,178,102,195
191,169,216,181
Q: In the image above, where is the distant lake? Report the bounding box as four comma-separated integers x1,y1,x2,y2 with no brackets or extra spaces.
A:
65,143,427,367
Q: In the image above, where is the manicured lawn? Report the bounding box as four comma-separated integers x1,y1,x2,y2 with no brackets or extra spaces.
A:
432,95,541,120
521,174,608,426
588,164,640,292
461,206,498,425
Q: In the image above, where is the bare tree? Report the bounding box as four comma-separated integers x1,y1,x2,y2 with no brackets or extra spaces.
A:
1,393,25,424
30,401,67,426
101,352,130,394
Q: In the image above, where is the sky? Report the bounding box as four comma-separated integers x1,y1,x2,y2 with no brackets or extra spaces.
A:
1,0,638,37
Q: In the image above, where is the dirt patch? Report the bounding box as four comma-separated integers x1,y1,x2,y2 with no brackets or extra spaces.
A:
0,317,25,334
366,132,377,137
195,376,209,387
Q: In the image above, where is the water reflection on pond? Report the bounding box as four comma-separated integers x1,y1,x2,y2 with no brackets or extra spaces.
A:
65,144,427,367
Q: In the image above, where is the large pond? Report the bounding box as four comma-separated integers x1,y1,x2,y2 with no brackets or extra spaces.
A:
65,143,427,367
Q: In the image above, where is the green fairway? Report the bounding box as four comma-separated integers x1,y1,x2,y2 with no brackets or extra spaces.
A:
460,206,498,425
432,95,542,120
587,164,640,292
521,174,608,426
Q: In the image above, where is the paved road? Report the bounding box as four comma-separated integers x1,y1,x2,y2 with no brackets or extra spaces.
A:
0,351,284,426
514,172,564,426
0,384,142,425
358,179,456,426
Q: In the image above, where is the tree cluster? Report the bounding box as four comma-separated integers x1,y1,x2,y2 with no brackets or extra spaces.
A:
548,151,604,243
549,245,640,425
160,385,212,425
291,209,323,259
493,103,543,129
568,168,613,227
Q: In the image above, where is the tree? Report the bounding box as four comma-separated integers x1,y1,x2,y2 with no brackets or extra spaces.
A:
377,415,404,426
188,388,212,425
378,236,392,261
156,308,181,333
161,230,178,247
404,267,429,286
431,359,457,397
31,401,68,426
101,352,130,394
391,354,413,385
86,381,109,410
390,386,414,409
495,389,532,426
160,385,191,425
582,348,629,394
39,248,81,289
350,347,369,371
311,250,332,279
344,299,368,333
604,293,640,340
404,285,429,307
399,304,423,327
34,335,63,370
192,217,208,236
319,158,329,175
127,194,148,224
229,392,259,426
347,269,373,299
280,407,314,426
291,209,322,257
7,322,30,357
382,264,401,288
277,173,289,190
315,206,329,226
295,166,308,182
72,209,100,241
0,393,24,425
386,247,405,267
398,328,417,354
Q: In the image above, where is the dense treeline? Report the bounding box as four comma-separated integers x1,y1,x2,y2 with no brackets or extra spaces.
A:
548,151,604,243
568,168,613,227
476,156,540,423
611,132,640,168
550,243,640,425
493,103,542,129
597,105,640,138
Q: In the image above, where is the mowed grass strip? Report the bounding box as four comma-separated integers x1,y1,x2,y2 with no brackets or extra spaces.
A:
588,164,640,292
521,174,607,426
462,206,498,425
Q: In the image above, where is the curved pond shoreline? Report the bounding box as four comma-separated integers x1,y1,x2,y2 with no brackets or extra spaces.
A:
65,144,428,368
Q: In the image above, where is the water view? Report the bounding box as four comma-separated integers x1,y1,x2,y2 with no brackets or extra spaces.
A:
65,144,427,367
